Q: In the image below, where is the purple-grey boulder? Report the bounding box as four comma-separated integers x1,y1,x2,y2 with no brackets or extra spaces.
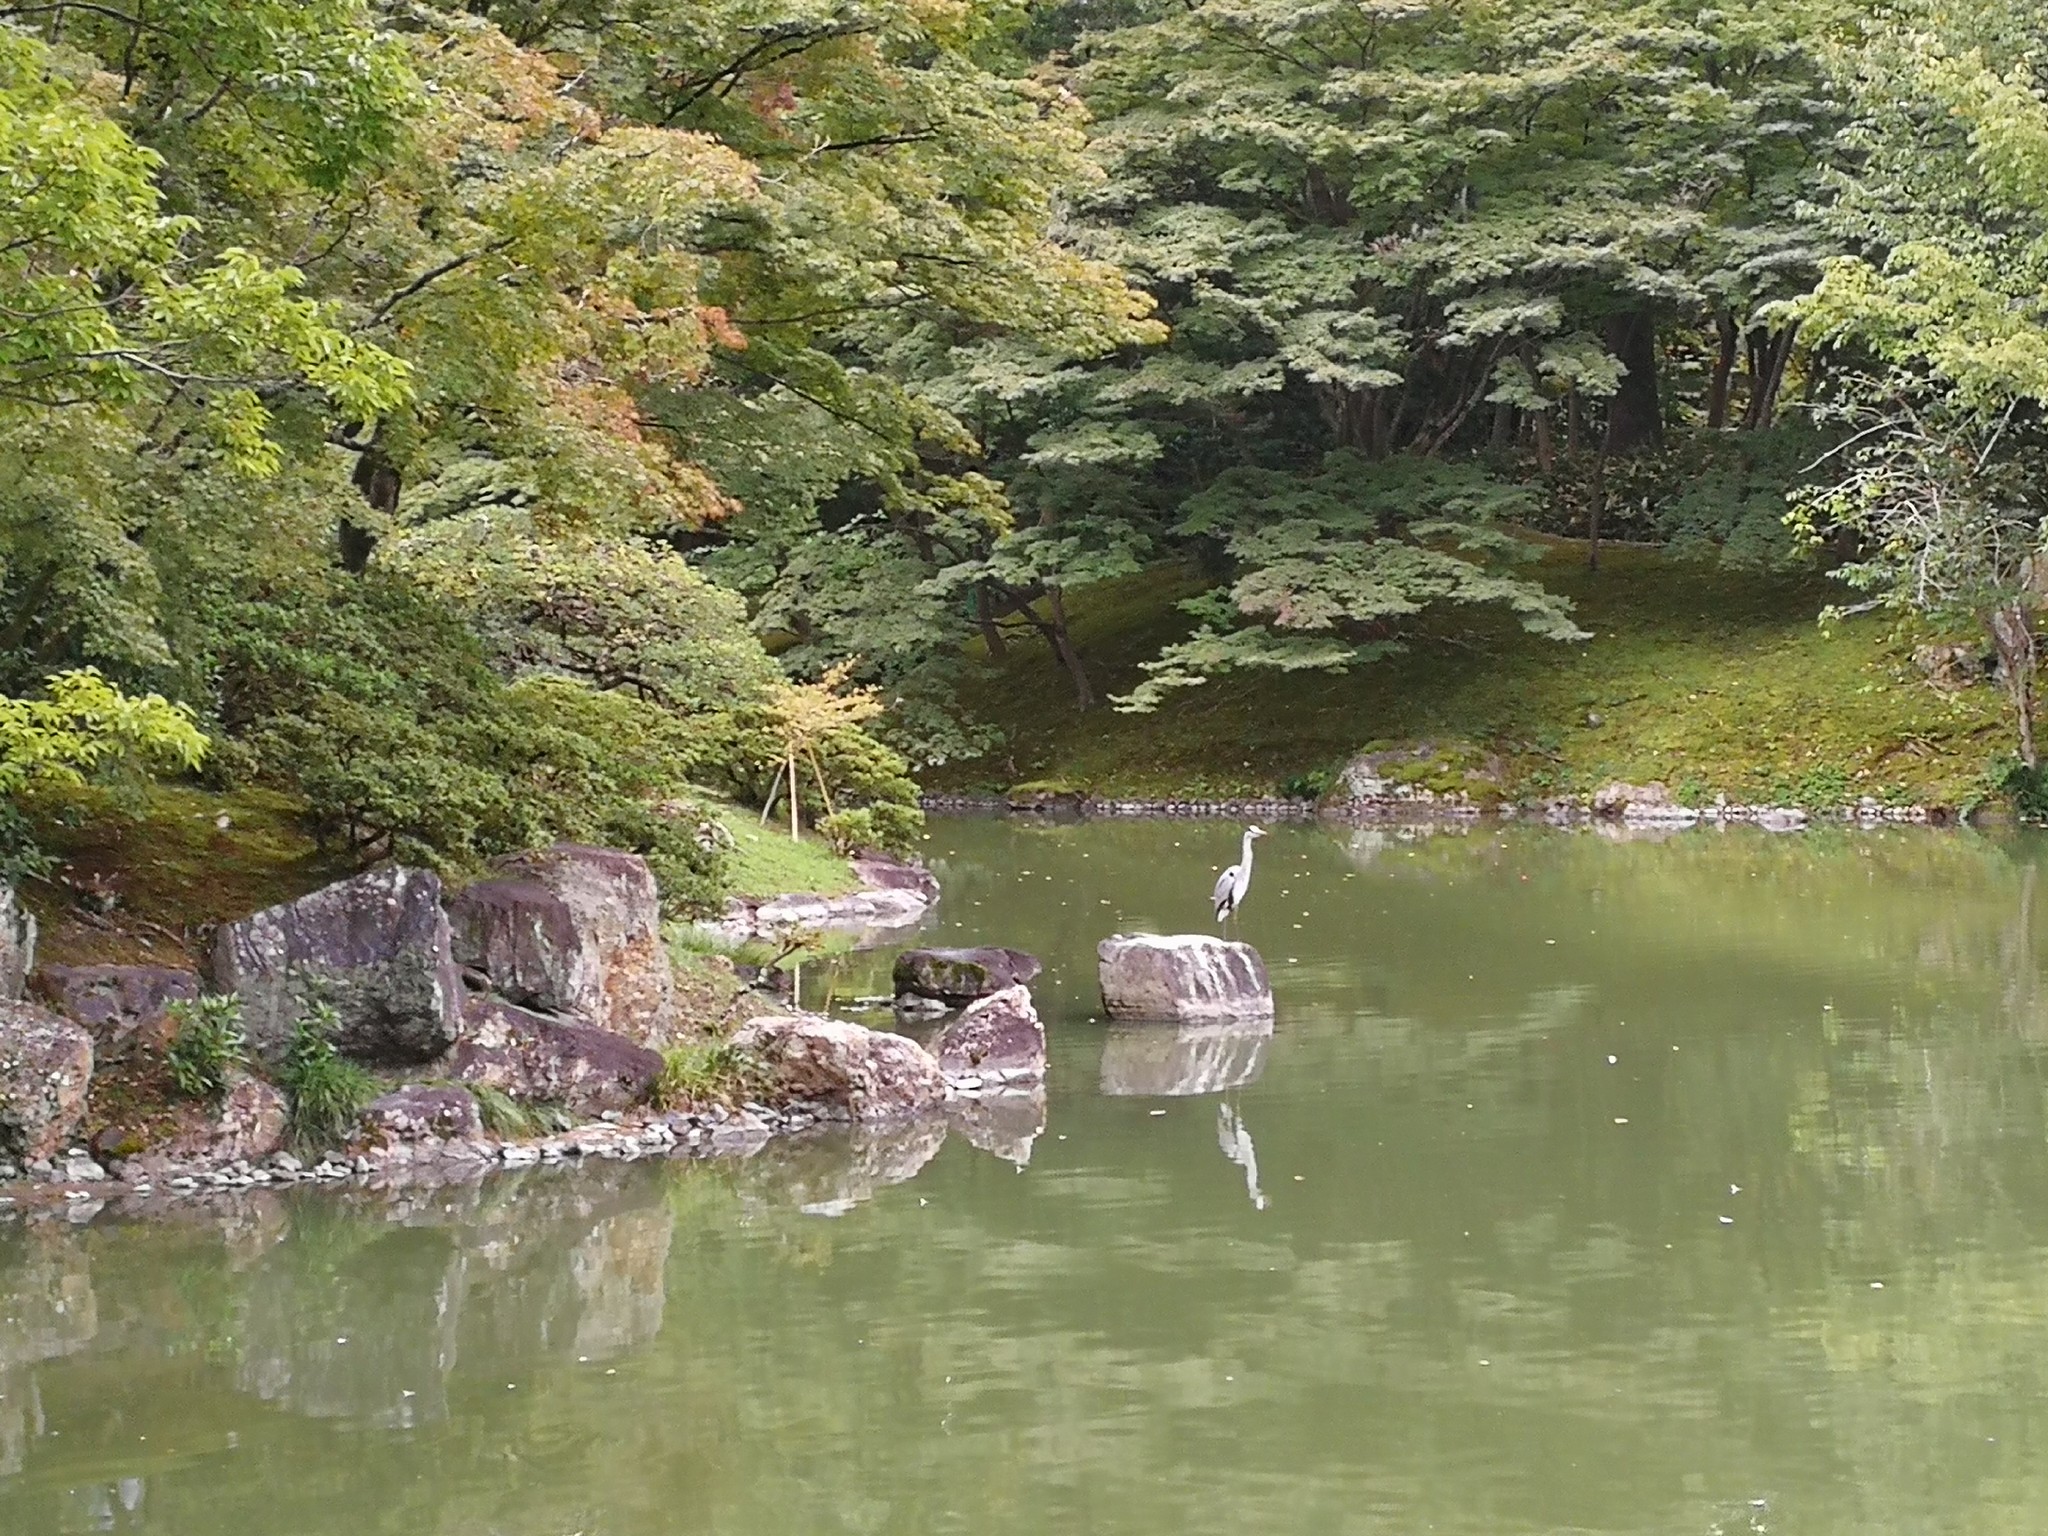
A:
31,963,199,1062
448,996,662,1115
485,844,676,1046
0,1000,92,1160
209,866,463,1065
733,1013,946,1123
928,985,1045,1083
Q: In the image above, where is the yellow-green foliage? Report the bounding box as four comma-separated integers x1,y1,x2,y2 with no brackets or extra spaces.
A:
0,670,206,797
933,547,2009,808
654,1037,765,1110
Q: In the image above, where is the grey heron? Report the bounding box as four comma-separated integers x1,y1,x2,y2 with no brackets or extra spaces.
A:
1212,825,1267,921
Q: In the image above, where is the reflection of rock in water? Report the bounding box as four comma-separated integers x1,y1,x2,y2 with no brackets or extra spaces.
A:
570,1207,674,1358
737,1119,948,1216
1099,1018,1273,1097
0,1230,97,1368
450,1164,671,1366
947,1089,1046,1168
0,1368,26,1477
235,1225,465,1427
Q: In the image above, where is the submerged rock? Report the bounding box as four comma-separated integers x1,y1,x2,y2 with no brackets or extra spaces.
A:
893,946,1041,1004
0,1001,92,1160
31,963,199,1062
1097,934,1274,1022
733,1013,946,1123
361,1086,483,1144
928,984,1045,1083
487,844,676,1046
1098,1017,1273,1097
448,996,662,1116
209,866,463,1065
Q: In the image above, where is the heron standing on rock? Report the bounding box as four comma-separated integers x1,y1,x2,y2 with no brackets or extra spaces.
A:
1212,825,1267,922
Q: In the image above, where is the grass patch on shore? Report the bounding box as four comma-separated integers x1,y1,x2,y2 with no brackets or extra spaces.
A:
713,806,860,898
927,542,2012,809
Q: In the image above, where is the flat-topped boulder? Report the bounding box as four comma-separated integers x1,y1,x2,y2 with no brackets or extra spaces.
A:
484,844,676,1046
0,1000,92,1160
733,1013,946,1123
1097,933,1274,1023
928,984,1045,1084
448,996,663,1116
31,963,198,1062
209,865,463,1065
893,946,1041,1005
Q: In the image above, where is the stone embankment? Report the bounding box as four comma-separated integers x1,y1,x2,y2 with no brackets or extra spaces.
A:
923,757,1973,830
0,841,1010,1204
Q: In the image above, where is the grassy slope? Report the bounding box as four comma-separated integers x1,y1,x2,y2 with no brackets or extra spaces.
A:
713,806,860,898
929,541,2011,809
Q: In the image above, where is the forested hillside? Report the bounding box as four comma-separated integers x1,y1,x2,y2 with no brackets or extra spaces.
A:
4,0,2048,918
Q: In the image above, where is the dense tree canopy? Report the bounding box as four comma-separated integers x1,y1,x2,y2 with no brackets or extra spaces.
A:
5,0,2048,871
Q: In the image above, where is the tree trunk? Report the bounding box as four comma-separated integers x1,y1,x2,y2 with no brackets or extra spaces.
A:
1706,311,1738,430
1531,406,1554,473
1587,445,1607,572
1745,322,1798,432
975,584,1008,660
1490,401,1515,454
1990,600,2040,768
1565,387,1582,458
1601,308,1662,454
1043,586,1094,711
345,443,400,572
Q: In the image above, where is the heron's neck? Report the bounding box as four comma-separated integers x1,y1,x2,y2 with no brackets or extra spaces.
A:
1240,831,1256,865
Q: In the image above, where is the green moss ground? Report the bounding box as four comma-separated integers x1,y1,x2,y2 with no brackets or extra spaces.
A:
928,541,2013,809
712,807,861,898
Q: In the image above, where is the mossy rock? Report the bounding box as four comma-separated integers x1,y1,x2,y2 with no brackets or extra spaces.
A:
1004,779,1089,813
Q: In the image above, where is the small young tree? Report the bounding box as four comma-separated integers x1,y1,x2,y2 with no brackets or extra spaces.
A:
1789,393,2048,763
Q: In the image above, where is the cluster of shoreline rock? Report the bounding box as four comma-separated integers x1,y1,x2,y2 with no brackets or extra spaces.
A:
0,842,1008,1201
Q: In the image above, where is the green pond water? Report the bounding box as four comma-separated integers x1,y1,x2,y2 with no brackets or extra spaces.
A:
9,817,2048,1534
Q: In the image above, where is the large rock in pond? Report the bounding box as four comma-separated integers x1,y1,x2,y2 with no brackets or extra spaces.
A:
0,1001,92,1161
893,946,1041,1005
733,1013,946,1123
102,1072,288,1176
361,1085,483,1144
31,964,198,1062
448,997,662,1116
1097,934,1273,1023
210,866,462,1065
928,985,1045,1084
485,844,676,1046
0,885,33,1002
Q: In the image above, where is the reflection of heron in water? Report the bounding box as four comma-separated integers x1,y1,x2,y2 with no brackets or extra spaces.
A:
1216,1098,1267,1210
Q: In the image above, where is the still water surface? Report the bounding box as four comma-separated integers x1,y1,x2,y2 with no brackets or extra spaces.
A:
7,818,2048,1533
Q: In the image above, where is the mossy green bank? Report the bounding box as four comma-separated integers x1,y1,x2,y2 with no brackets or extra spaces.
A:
929,543,2012,811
